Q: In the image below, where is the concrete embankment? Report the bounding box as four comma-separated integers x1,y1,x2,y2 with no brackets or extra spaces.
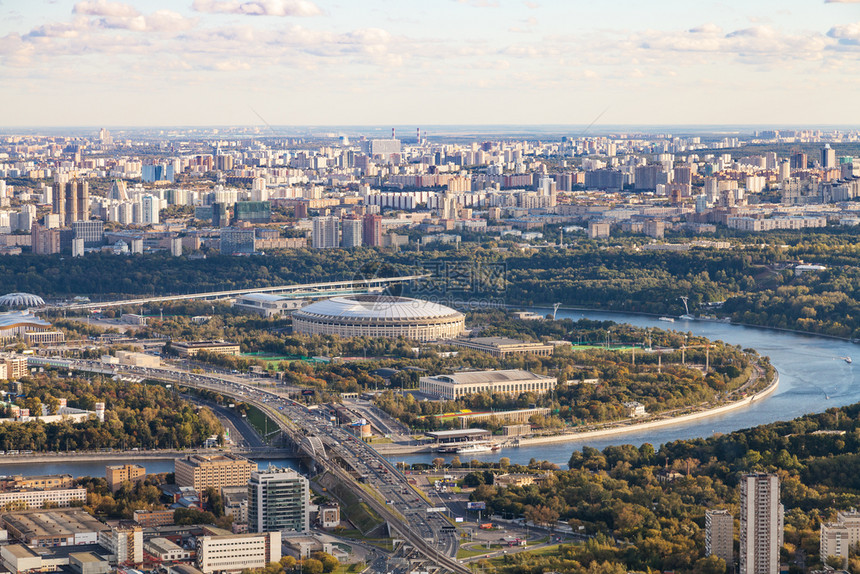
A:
377,369,780,454
514,370,780,447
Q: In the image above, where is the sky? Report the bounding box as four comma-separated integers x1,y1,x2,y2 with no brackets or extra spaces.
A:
2,0,860,127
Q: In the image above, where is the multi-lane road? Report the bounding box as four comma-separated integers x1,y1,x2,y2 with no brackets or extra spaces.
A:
38,357,470,574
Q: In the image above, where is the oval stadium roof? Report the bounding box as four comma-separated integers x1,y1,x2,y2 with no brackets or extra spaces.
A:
0,293,45,308
294,295,462,322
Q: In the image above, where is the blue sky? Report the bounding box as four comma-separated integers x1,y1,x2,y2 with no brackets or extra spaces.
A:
2,0,860,126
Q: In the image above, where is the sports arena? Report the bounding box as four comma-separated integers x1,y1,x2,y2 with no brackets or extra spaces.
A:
291,295,465,342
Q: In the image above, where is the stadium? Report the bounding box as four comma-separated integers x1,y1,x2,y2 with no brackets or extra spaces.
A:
291,295,465,341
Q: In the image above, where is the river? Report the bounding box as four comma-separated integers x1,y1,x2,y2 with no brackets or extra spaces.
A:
389,308,858,468
6,309,857,475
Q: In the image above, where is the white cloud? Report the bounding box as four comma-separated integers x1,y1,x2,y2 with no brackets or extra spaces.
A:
72,1,140,18
192,0,322,17
146,11,197,33
455,0,500,7
828,21,860,42
825,0,860,3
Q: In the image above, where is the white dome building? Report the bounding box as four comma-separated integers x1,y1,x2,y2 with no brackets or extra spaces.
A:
292,295,465,341
0,293,45,308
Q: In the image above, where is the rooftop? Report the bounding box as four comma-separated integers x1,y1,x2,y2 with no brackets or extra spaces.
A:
236,293,288,303
426,429,491,438
425,369,554,385
1,510,108,539
453,337,546,347
0,311,52,329
294,295,463,322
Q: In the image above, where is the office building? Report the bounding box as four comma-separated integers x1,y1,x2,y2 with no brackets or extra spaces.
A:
142,164,175,183
248,468,310,533
106,464,146,493
822,145,837,169
706,509,734,567
739,473,783,574
72,220,104,248
171,340,241,358
362,214,383,247
220,227,256,254
419,369,557,401
174,453,257,492
196,530,281,574
820,509,860,568
340,216,363,248
234,201,271,224
312,215,339,249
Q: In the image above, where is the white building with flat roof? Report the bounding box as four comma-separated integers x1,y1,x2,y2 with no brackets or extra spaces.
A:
419,369,557,400
196,531,280,574
231,293,305,317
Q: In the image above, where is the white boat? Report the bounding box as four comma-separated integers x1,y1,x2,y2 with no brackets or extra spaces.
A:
658,317,675,323
845,357,853,364
679,314,695,321
456,443,493,454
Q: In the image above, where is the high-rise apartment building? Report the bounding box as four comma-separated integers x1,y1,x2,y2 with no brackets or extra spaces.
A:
362,214,382,247
740,473,783,574
790,152,807,170
706,509,734,567
139,195,159,226
247,467,310,533
822,145,837,169
312,215,339,249
174,454,257,492
31,223,61,255
340,216,363,248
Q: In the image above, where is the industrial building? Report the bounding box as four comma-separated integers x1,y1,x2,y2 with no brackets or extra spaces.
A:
1,509,107,547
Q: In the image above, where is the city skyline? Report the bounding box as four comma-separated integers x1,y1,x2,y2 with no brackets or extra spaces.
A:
2,0,860,127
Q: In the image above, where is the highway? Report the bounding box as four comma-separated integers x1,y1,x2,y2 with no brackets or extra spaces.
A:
43,357,470,574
